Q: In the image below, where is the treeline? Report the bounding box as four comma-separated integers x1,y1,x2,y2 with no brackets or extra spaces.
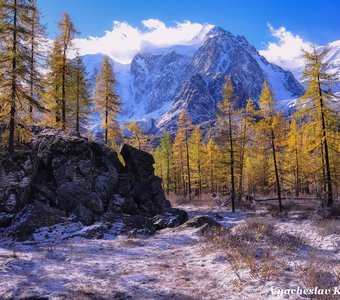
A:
1,1,339,211
0,1,121,152
153,49,339,210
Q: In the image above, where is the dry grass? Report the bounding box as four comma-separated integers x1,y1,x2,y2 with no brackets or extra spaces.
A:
269,231,307,250
116,237,146,248
202,218,284,282
313,218,340,237
236,200,256,211
327,201,340,217
297,256,339,299
257,197,325,218
167,192,223,207
236,216,275,242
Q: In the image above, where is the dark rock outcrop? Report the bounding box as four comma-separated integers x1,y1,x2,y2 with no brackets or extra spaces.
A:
0,129,179,239
179,215,223,234
120,144,171,214
8,201,67,240
152,208,189,230
72,205,95,226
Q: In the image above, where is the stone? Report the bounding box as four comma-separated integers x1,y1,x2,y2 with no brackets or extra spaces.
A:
120,144,155,179
108,194,139,215
180,215,223,234
56,182,99,213
152,208,188,230
78,224,107,239
5,193,17,212
8,201,66,240
0,213,14,227
101,212,155,235
121,215,156,234
72,205,94,226
0,130,177,239
120,144,171,214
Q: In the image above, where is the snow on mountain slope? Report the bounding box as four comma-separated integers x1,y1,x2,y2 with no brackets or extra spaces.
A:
82,50,193,125
126,51,191,120
156,27,304,130
82,27,314,132
324,41,340,95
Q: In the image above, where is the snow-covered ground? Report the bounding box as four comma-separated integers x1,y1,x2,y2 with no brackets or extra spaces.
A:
0,205,338,300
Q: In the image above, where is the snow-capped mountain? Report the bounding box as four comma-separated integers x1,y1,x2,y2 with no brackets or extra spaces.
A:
156,27,304,129
323,40,340,96
324,40,340,77
82,26,306,132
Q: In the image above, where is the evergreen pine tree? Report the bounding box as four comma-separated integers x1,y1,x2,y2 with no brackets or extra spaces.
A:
159,133,174,194
126,121,144,150
217,77,238,212
173,110,192,199
258,81,284,212
237,98,257,201
298,46,338,207
69,54,92,132
189,126,205,197
0,0,45,151
43,38,63,127
57,12,78,130
94,57,121,144
26,0,46,120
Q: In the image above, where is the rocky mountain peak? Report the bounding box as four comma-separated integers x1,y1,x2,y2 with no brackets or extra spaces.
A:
83,26,306,132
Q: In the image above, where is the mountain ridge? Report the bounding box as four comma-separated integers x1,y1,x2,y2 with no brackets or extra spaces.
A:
81,26,338,132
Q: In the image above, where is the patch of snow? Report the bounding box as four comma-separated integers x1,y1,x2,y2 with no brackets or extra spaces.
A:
0,205,339,299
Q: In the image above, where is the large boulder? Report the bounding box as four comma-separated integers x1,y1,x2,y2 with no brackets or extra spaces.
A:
71,204,95,226
101,212,156,234
152,208,189,230
108,194,139,215
7,201,66,240
56,182,103,214
0,213,14,227
0,129,177,239
0,151,34,213
120,144,171,215
179,215,224,234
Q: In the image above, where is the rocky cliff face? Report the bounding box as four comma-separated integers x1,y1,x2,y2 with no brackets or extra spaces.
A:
128,51,191,118
156,27,304,130
0,130,187,239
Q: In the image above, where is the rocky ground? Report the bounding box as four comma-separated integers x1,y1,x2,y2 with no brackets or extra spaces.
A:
0,204,339,300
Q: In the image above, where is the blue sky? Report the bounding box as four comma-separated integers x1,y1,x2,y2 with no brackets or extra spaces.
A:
40,0,339,48
38,0,339,74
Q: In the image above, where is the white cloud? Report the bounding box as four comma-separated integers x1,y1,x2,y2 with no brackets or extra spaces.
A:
73,19,213,64
260,24,313,79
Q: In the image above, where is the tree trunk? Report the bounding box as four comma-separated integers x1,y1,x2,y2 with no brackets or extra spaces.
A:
105,105,108,144
295,144,300,197
29,6,36,119
228,107,235,212
238,119,247,202
61,53,66,130
76,73,80,132
166,148,170,194
185,130,192,201
318,78,333,207
271,128,283,212
210,151,214,193
9,0,18,153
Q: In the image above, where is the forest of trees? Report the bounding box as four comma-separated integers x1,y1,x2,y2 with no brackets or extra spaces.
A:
0,1,339,210
153,53,340,209
0,0,120,150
